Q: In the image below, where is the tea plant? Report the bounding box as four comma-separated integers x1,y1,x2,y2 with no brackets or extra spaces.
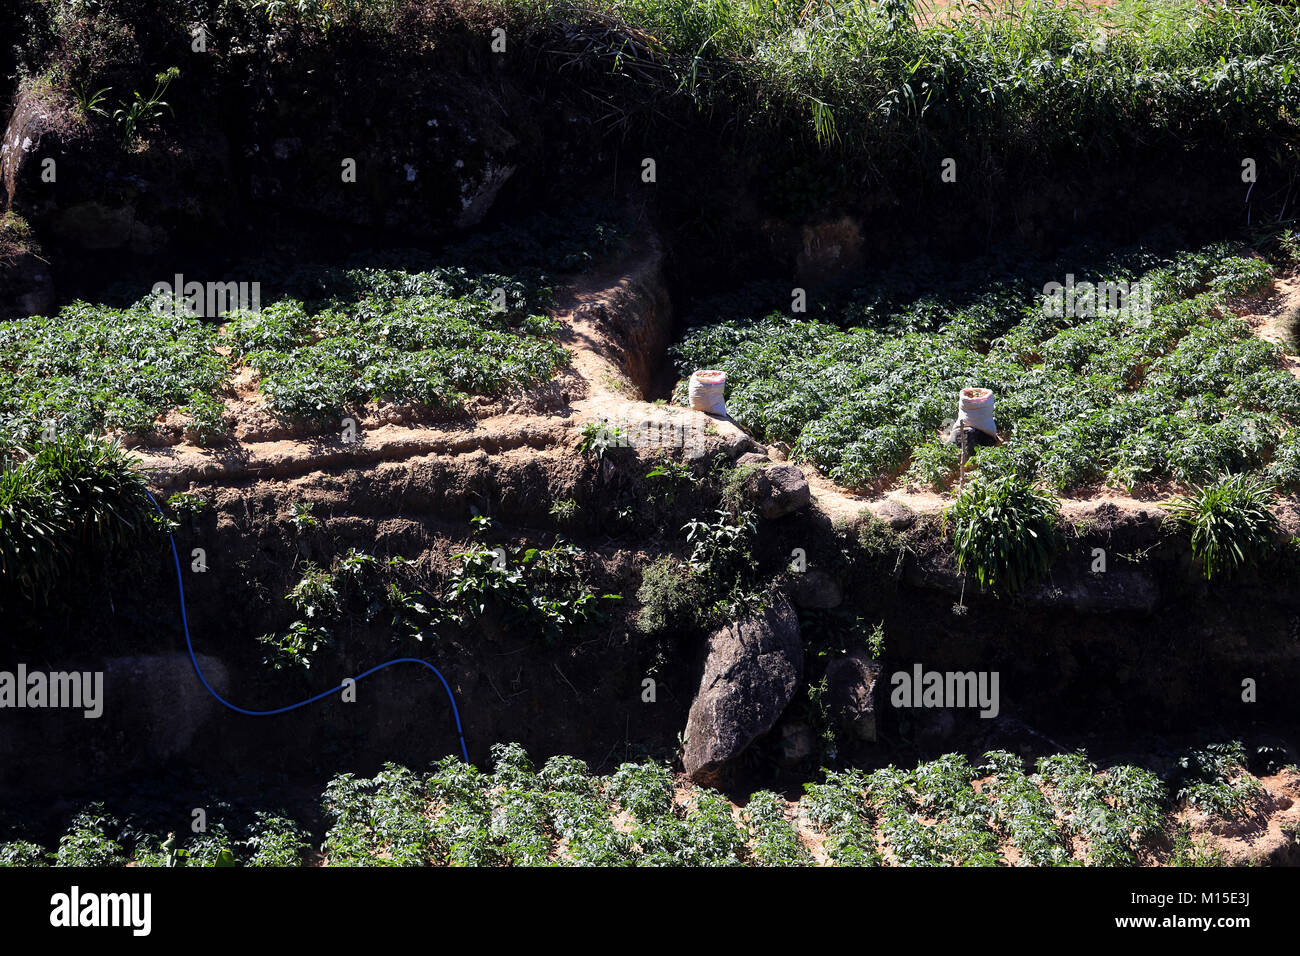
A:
3,738,1279,867
0,300,228,446
577,421,627,461
0,841,47,866
801,769,882,866
245,813,312,867
1173,742,1266,819
230,292,565,423
54,805,124,867
1035,753,1165,866
981,752,1072,867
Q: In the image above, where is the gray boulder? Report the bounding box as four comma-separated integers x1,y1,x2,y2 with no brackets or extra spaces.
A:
683,598,803,785
756,464,811,519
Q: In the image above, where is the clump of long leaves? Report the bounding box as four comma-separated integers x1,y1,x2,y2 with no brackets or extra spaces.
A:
1164,474,1275,580
945,472,1059,592
0,435,149,605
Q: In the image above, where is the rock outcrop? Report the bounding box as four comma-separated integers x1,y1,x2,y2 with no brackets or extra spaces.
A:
682,598,803,785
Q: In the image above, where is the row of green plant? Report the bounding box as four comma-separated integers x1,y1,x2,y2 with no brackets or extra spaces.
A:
674,242,1297,495
0,802,310,868
0,300,229,448
4,741,1279,866
228,292,564,424
0,276,561,446
1,209,628,447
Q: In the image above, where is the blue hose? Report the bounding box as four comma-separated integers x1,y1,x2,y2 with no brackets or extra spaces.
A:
145,490,469,762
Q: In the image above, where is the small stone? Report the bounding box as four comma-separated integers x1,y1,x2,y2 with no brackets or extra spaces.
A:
875,500,916,531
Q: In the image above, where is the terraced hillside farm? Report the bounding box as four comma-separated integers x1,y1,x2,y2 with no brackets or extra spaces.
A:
1,0,1300,930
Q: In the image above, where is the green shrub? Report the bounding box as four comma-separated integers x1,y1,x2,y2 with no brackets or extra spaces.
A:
1164,474,1276,580
1173,742,1266,819
945,474,1059,592
980,751,1070,867
245,813,312,867
634,555,703,635
0,841,47,866
683,508,757,583
577,421,627,461
549,497,579,525
1035,753,1165,866
446,530,613,637
744,791,812,867
55,805,123,867
802,769,881,866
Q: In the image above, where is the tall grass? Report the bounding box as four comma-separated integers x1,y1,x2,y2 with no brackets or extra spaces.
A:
25,0,1300,181
513,0,1300,161
945,472,1060,592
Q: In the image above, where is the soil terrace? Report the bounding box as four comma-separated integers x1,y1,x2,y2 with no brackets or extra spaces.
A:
132,243,1300,531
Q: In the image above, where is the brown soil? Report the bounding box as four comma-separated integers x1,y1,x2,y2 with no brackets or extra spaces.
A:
1242,267,1300,378
1176,768,1300,866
